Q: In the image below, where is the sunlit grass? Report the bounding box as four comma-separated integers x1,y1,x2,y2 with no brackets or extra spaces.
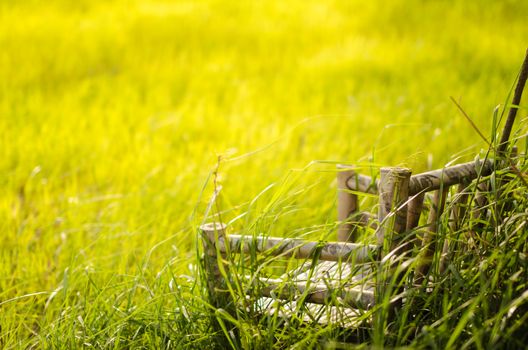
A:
1,0,527,348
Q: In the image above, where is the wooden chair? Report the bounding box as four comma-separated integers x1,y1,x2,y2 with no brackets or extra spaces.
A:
200,158,495,330
198,52,527,343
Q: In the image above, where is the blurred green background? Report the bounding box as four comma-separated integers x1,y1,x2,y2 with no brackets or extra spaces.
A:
1,0,527,336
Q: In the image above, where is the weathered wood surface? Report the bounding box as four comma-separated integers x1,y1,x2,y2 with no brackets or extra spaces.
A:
253,260,375,310
377,167,412,250
255,297,366,328
376,167,411,319
200,223,228,309
356,211,378,230
439,183,470,274
258,278,375,309
406,193,425,231
408,159,493,195
415,188,448,283
338,210,379,242
346,160,493,196
467,182,489,248
219,234,379,263
345,173,379,194
337,166,359,242
449,183,471,232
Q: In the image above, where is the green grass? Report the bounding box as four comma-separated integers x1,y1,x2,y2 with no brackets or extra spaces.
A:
1,0,527,348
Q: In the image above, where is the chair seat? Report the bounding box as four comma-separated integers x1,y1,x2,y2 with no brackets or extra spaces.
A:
252,261,375,328
255,297,367,329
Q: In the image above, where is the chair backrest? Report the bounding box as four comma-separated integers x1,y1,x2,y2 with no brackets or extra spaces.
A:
199,158,494,314
337,159,494,281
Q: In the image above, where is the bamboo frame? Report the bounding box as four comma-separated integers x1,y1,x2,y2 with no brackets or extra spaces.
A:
200,159,497,319
466,182,489,248
449,183,471,232
415,188,448,283
345,173,378,194
200,222,228,309
439,183,470,274
345,159,493,196
217,234,379,263
406,193,425,231
337,166,359,242
377,167,412,251
258,278,375,310
408,159,492,195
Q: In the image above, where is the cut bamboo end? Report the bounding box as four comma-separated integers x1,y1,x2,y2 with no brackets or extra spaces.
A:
200,222,229,310
377,167,412,249
380,167,412,178
200,222,227,256
200,222,227,234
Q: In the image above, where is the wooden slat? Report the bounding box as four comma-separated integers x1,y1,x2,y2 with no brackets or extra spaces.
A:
346,160,493,196
254,297,367,328
218,235,380,263
408,159,493,195
257,277,375,310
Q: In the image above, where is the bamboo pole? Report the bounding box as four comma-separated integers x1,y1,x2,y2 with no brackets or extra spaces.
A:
346,159,492,196
337,166,359,242
375,167,411,329
449,183,471,232
498,49,528,156
408,159,493,195
200,222,228,309
439,184,470,274
406,193,425,231
466,182,489,248
358,211,379,231
258,278,375,310
496,145,519,223
415,188,448,283
217,234,379,263
377,167,412,251
345,173,378,194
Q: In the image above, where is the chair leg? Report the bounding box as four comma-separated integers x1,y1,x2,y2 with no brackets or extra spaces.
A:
406,192,425,251
375,167,412,333
377,167,412,252
415,188,448,284
467,181,489,248
439,183,470,274
406,193,425,231
337,166,359,242
200,222,229,309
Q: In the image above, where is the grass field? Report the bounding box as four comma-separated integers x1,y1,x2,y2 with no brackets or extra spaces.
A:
1,0,528,348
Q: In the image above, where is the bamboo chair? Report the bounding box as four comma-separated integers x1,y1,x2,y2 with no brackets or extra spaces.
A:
200,159,495,329
198,51,528,337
